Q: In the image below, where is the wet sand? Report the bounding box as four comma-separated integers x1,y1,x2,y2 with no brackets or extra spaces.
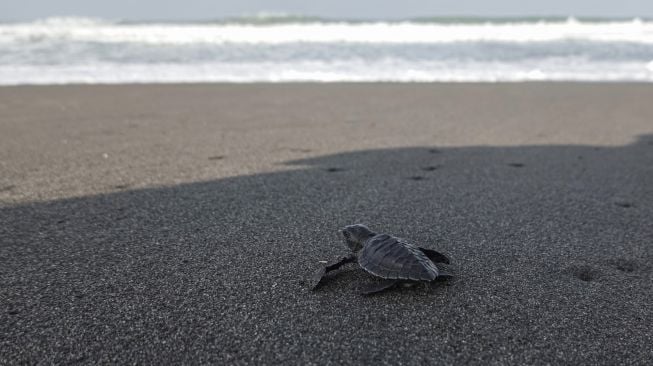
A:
1,83,652,364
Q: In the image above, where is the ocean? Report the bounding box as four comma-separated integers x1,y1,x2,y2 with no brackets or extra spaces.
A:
1,15,653,84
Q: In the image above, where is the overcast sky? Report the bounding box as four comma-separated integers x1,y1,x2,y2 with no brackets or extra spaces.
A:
2,0,653,21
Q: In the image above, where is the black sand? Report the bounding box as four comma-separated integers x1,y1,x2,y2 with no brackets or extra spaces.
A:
1,84,652,365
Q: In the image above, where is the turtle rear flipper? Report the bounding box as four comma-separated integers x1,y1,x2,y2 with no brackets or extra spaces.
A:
309,266,328,290
309,254,357,290
418,247,450,264
359,279,398,295
435,270,454,281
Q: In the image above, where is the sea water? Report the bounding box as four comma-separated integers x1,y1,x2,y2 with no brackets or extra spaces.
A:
1,16,653,84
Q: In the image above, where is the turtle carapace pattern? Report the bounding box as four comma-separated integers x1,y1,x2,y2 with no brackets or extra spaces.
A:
359,234,440,281
310,224,453,295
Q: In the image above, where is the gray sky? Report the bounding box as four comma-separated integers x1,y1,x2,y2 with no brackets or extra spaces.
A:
2,0,653,21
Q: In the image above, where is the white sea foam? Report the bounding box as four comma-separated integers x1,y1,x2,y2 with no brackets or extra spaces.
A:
2,60,651,85
1,17,653,84
1,17,653,45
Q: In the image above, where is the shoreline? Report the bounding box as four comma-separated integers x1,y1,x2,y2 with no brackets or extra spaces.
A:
3,80,653,87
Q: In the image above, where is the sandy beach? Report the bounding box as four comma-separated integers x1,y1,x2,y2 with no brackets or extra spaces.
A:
1,83,652,364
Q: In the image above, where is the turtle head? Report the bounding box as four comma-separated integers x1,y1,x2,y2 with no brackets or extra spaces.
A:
341,224,375,252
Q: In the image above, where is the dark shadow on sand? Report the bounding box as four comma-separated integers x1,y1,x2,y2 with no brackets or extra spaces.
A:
1,136,652,364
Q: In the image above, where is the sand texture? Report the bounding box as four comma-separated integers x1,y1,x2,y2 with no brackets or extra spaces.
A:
1,83,652,365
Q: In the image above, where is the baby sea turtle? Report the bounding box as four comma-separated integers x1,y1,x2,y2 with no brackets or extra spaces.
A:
310,224,453,295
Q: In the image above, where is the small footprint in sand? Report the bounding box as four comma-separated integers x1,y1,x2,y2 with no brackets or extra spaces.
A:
408,176,426,181
569,264,601,282
325,167,345,172
0,185,15,193
614,201,633,208
508,163,525,168
421,165,441,172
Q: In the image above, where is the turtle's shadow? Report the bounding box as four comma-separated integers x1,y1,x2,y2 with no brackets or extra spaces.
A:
311,261,458,296
316,274,454,297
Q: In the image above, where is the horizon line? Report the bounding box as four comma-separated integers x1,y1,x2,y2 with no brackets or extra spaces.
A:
1,13,653,23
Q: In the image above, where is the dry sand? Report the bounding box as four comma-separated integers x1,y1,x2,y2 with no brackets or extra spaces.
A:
1,83,652,364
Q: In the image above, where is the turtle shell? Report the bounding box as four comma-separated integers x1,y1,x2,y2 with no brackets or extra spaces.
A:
358,234,439,281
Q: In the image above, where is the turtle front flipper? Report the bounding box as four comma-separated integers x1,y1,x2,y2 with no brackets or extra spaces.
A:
325,254,357,272
309,254,357,290
418,247,451,264
359,279,398,295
